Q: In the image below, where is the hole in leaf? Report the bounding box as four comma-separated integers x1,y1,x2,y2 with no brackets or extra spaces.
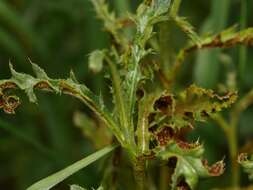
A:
183,111,194,119
148,113,156,124
167,156,177,169
136,89,144,100
154,95,173,113
148,124,159,133
177,177,190,190
149,138,158,149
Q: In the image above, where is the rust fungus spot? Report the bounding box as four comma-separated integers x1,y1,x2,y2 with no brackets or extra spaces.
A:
154,95,173,113
156,126,174,146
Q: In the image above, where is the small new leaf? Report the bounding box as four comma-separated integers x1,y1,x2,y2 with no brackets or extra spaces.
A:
238,153,253,180
88,50,105,73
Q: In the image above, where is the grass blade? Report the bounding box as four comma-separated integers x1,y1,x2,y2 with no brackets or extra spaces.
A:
26,144,118,190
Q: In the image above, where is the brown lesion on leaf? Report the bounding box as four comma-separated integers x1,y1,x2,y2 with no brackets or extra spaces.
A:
155,126,174,146
59,81,79,96
176,140,200,150
185,30,253,53
0,82,17,90
202,159,225,176
34,81,54,91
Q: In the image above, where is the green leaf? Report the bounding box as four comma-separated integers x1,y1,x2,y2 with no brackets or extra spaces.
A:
91,0,126,47
157,142,224,190
172,16,201,46
88,50,105,73
26,144,117,190
238,153,253,180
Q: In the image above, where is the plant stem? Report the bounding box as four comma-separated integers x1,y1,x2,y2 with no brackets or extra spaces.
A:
227,119,239,188
228,89,253,187
159,165,169,190
212,114,239,187
133,156,146,190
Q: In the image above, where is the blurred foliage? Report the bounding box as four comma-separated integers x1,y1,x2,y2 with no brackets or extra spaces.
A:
0,0,252,190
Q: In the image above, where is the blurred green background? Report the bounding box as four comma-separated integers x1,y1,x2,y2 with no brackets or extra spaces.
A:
0,0,252,189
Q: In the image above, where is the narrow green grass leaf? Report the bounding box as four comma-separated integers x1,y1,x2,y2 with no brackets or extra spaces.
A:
27,144,117,190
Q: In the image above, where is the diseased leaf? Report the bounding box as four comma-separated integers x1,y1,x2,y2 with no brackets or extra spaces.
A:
174,84,237,123
238,153,253,180
156,141,225,190
0,63,124,144
186,27,253,52
152,84,237,130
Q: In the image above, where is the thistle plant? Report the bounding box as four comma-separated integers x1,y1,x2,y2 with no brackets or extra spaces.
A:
1,0,253,190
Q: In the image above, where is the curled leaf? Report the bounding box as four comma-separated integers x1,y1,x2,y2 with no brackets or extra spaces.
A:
0,93,20,114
